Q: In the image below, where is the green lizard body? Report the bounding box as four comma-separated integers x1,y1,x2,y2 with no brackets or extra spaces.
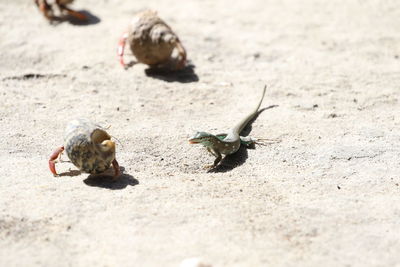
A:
189,85,267,167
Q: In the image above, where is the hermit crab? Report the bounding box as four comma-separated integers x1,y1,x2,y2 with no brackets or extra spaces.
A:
118,10,187,70
48,119,120,179
34,0,87,21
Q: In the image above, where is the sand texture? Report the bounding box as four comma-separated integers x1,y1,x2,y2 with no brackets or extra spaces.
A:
1,0,400,266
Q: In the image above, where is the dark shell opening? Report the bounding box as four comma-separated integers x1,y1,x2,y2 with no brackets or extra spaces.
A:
91,129,111,144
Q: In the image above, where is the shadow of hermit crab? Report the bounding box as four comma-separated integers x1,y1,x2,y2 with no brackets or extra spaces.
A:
144,63,199,83
83,167,139,190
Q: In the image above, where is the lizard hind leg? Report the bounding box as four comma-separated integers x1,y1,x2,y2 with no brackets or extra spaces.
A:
240,136,281,147
239,136,257,147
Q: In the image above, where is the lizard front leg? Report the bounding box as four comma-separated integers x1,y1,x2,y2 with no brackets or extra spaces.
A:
210,148,222,167
213,152,222,167
207,147,216,157
205,147,222,168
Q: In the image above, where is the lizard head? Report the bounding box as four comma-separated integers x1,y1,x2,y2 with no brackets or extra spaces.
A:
188,131,215,146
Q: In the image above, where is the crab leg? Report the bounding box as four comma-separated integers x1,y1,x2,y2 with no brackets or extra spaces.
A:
56,0,87,21
49,146,64,176
118,31,129,68
175,40,187,70
34,0,54,20
112,159,121,179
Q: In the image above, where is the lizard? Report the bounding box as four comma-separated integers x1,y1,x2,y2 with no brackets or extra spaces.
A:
189,85,270,168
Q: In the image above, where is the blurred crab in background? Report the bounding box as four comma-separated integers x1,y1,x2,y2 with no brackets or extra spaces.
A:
49,119,120,179
118,10,187,70
34,0,87,22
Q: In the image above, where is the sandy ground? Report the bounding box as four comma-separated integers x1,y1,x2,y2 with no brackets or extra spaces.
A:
1,0,400,266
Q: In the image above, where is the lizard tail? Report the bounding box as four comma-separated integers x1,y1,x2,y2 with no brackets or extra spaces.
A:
233,85,267,134
254,85,267,113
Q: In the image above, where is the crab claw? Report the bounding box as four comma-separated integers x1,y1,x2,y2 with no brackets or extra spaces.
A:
57,2,88,21
65,9,87,21
49,146,64,176
118,32,129,68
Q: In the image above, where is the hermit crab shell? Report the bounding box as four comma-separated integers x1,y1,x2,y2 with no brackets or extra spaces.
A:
64,119,116,174
128,10,182,66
